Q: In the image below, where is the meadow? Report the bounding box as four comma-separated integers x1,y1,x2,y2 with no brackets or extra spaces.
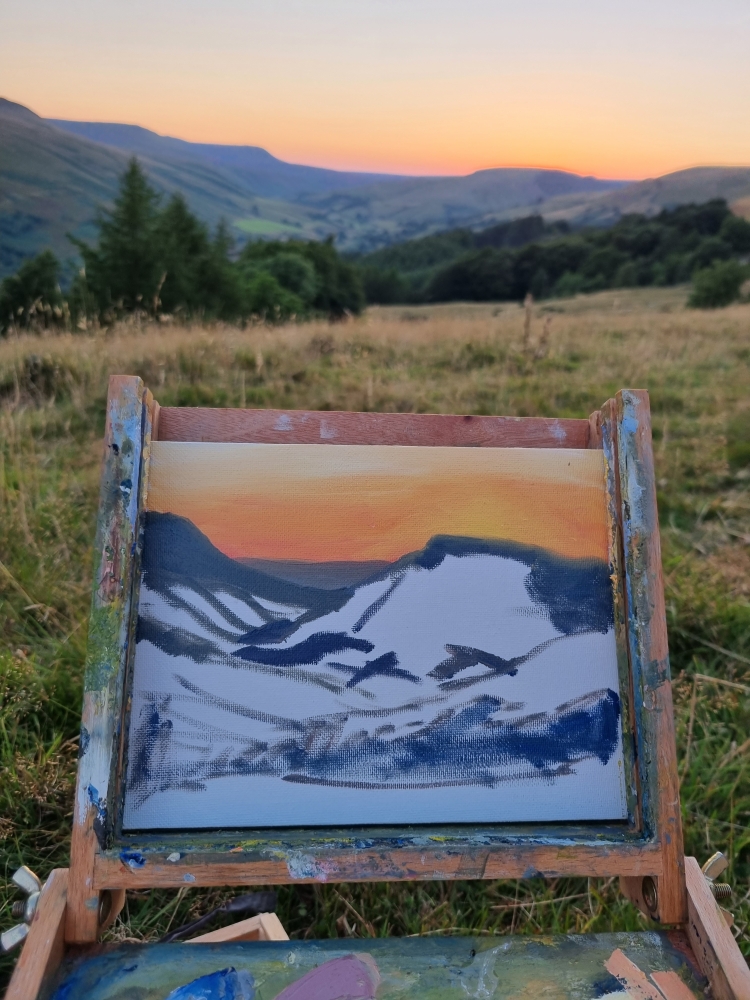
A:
1,286,749,984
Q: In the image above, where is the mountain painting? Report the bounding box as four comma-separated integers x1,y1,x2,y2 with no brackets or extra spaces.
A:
122,442,627,830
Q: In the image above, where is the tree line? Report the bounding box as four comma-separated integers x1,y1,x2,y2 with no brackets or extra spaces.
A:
355,201,750,308
3,161,750,333
0,160,364,334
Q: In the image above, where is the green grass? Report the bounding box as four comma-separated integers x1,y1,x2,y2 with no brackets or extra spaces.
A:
235,218,304,236
1,287,749,986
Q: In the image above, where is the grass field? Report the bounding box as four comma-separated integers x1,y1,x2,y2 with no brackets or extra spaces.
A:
1,286,749,985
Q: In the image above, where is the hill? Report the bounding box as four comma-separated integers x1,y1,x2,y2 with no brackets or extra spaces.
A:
0,98,623,275
540,166,750,227
3,96,750,279
0,98,323,274
47,119,410,201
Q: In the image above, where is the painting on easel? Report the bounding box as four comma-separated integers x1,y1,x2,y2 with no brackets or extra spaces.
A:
123,442,627,830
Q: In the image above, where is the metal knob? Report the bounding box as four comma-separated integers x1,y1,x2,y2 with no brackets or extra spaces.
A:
701,852,734,926
1,866,43,954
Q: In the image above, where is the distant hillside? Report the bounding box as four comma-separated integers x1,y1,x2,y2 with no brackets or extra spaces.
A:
300,169,623,252
48,119,410,201
540,166,750,227
0,98,320,274
3,96,750,280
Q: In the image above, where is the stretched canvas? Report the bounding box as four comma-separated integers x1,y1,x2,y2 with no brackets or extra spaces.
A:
122,442,627,830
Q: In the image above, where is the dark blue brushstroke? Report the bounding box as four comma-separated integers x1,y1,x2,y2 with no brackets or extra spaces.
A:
411,535,613,635
235,619,296,644
277,689,621,786
351,571,405,632
142,512,354,618
345,651,420,688
166,968,255,1000
234,631,374,666
429,643,525,681
137,615,218,662
128,701,174,790
130,689,621,795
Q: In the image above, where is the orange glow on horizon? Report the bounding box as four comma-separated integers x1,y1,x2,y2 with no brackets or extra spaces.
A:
146,443,610,564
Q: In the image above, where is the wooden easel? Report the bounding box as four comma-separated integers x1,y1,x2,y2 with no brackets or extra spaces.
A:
6,378,750,999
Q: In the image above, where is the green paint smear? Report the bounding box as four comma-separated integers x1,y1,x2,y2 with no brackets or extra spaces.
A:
84,603,123,691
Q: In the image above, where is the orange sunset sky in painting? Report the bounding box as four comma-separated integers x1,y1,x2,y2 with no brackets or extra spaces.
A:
146,443,610,564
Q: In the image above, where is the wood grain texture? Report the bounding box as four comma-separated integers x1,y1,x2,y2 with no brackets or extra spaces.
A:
588,409,603,449
685,855,750,1000
651,970,700,1000
615,389,686,925
157,406,593,448
188,912,289,943
6,869,68,1000
67,376,150,944
605,947,665,1000
93,841,663,890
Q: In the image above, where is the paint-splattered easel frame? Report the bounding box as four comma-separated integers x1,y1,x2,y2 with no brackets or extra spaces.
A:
10,378,750,1000
55,377,686,942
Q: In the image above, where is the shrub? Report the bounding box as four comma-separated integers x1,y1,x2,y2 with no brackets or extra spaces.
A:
688,259,746,309
0,250,64,333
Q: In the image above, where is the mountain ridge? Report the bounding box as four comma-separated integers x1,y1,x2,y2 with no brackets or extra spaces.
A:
3,96,750,278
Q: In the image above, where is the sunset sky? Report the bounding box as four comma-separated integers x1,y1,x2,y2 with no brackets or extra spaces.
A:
2,0,749,178
146,443,610,563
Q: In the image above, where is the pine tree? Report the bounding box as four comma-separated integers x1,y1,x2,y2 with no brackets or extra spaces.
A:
72,159,160,313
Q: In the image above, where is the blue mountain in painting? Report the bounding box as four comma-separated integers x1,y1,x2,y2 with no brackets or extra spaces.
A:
125,512,624,823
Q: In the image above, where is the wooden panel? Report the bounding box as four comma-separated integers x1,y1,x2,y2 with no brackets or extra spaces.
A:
6,869,68,1000
157,406,593,448
614,389,686,925
93,841,663,890
685,856,750,1000
66,377,153,944
651,970,701,1000
188,912,289,943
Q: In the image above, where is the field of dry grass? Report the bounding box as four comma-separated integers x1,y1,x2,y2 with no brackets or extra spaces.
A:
1,286,749,984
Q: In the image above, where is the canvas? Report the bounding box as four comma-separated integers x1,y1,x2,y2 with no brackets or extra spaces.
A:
122,442,627,830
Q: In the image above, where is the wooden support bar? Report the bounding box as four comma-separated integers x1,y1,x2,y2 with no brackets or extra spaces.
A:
614,390,687,925
6,870,68,1000
156,406,592,449
66,376,152,943
685,856,750,1000
93,841,663,890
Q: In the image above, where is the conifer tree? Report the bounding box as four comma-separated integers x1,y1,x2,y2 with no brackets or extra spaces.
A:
72,158,160,313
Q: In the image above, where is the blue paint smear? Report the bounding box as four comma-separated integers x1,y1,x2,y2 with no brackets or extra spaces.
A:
235,632,374,666
345,651,420,688
87,783,108,848
120,850,147,869
131,689,621,792
166,968,255,1000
